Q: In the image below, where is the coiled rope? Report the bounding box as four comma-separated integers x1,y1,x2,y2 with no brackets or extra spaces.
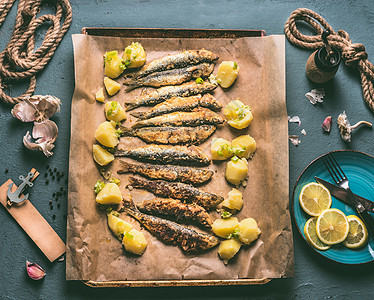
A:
284,8,374,112
0,0,72,105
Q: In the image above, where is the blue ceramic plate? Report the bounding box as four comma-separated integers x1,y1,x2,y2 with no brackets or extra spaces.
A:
292,150,374,264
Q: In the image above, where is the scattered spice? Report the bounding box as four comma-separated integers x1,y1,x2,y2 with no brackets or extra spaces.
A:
301,129,306,135
26,261,46,280
5,169,9,173
52,214,56,220
45,179,49,185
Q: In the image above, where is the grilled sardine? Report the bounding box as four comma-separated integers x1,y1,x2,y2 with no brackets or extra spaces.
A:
125,81,217,111
117,161,213,185
128,176,224,209
131,94,222,119
121,125,216,145
137,198,213,229
132,108,225,129
124,63,214,91
122,196,218,252
131,49,219,78
114,145,211,166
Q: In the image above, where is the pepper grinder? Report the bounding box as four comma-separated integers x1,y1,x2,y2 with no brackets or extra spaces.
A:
305,30,341,83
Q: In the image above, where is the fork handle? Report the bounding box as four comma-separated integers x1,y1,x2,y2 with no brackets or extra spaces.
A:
347,188,374,239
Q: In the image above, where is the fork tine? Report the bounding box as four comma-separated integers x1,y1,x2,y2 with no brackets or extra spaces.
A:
329,154,346,179
326,154,343,181
322,156,339,184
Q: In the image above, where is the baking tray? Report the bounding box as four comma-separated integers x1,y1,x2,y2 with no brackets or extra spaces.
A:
81,27,270,288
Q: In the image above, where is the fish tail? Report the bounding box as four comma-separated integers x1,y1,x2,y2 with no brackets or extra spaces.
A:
119,126,133,137
122,194,140,216
124,102,140,111
114,149,129,157
124,84,141,92
130,111,144,118
117,161,134,174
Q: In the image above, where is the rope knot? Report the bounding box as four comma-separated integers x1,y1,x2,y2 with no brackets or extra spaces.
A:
342,43,368,66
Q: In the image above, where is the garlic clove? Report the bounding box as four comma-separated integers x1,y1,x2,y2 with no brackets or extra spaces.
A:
26,260,46,280
11,95,61,123
23,120,58,157
322,116,332,132
337,111,352,142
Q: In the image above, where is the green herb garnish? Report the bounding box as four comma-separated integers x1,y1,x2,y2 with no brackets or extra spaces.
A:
106,207,113,215
115,129,123,137
231,156,239,162
227,228,241,239
107,101,119,117
123,59,131,66
125,232,134,239
195,77,204,84
237,108,245,120
233,62,238,69
125,48,132,55
221,211,232,219
94,179,105,194
111,210,119,217
233,146,246,156
109,177,121,185
119,63,126,71
104,51,118,62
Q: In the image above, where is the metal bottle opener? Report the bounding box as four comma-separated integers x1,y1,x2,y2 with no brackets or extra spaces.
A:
7,171,35,206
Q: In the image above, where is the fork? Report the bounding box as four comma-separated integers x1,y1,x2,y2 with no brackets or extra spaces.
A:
323,153,374,238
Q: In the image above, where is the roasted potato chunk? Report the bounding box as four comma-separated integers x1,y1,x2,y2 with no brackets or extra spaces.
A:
104,77,121,96
212,217,239,238
232,135,256,159
217,61,239,88
95,87,105,102
96,182,123,205
225,157,248,186
218,238,242,262
104,101,127,122
95,121,119,148
122,229,148,255
238,218,261,244
211,138,232,160
93,144,114,166
224,99,253,129
107,211,132,240
221,188,243,211
123,42,146,68
104,51,125,78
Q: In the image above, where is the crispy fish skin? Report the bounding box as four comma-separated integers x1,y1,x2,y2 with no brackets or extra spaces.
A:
121,125,216,145
117,161,213,185
124,63,214,91
128,176,224,209
125,81,217,111
132,49,219,78
137,198,213,229
114,145,211,166
132,108,225,129
122,197,218,252
131,94,222,120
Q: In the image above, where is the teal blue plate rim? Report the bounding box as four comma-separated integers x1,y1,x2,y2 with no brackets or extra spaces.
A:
292,149,374,265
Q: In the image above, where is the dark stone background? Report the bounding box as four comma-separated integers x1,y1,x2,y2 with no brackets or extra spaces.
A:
0,1,373,299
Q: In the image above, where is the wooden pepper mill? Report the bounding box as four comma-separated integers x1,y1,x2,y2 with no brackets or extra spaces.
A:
305,30,341,83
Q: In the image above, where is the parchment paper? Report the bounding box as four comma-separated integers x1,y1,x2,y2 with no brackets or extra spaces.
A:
66,33,294,281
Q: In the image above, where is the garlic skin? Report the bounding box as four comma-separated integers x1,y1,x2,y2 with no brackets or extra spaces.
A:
23,120,58,157
11,95,61,122
11,95,61,157
322,116,332,132
26,260,46,280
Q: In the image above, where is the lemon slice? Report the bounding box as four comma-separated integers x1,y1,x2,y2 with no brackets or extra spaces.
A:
343,215,368,249
304,217,331,251
316,209,349,245
299,182,332,216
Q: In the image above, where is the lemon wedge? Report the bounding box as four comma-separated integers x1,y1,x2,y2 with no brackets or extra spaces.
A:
343,215,368,249
299,182,332,216
316,208,349,245
304,217,331,251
